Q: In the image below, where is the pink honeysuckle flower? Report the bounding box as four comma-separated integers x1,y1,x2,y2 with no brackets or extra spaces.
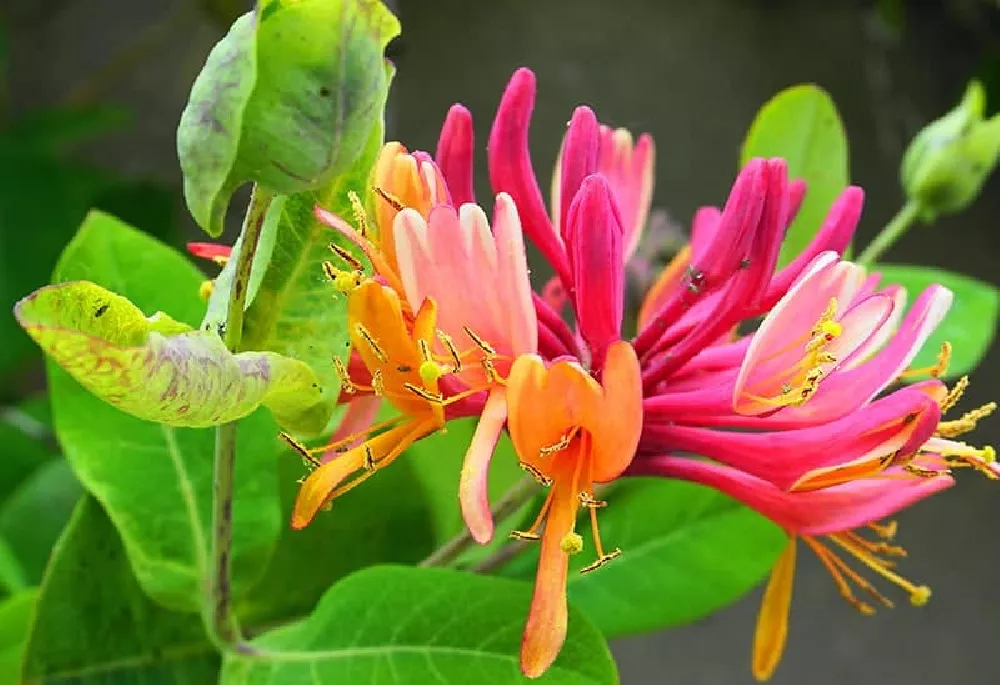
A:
630,454,953,681
393,193,538,543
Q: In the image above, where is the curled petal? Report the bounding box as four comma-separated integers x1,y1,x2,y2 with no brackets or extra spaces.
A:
460,387,508,544
552,106,600,242
566,174,625,357
631,455,954,536
753,539,796,682
489,68,570,283
436,104,476,206
598,126,655,261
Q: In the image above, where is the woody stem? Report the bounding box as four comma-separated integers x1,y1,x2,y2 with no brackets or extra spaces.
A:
419,475,540,568
205,185,274,653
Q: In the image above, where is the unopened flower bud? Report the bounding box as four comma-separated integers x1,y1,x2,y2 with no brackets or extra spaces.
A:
901,80,1000,220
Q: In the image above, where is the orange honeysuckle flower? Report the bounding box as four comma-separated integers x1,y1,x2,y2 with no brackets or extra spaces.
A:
506,340,642,678
290,279,451,528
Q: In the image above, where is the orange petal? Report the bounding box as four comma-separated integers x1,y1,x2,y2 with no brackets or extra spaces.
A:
752,538,797,682
589,340,643,482
460,387,508,544
506,354,570,475
521,479,577,678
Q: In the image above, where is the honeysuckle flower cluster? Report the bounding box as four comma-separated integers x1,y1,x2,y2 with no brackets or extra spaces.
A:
191,67,996,680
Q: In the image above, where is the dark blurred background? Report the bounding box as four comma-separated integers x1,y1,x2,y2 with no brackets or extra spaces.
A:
2,1,998,683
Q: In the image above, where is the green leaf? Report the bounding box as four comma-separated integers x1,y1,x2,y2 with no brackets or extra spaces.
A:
0,589,38,682
16,279,324,431
0,460,82,585
237,445,436,627
876,264,999,379
222,566,618,685
43,212,281,612
741,84,849,267
0,539,27,595
22,497,218,683
0,395,57,504
177,1,399,236
201,90,387,436
502,478,785,638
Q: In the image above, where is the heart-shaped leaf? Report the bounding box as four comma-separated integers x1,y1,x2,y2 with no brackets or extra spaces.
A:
876,264,999,380
222,566,618,685
202,121,384,436
16,278,324,431
21,498,219,683
501,478,786,638
178,0,399,236
741,84,849,267
41,210,281,612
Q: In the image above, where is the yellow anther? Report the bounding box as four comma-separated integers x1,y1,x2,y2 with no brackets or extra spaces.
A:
211,255,230,267
939,376,970,412
374,185,405,212
910,586,932,607
510,530,541,541
580,549,622,574
348,190,372,238
328,242,365,272
540,430,576,456
403,382,444,404
198,280,214,300
463,326,497,356
519,462,553,486
902,341,952,379
322,260,364,294
579,492,607,508
868,520,898,540
904,463,948,478
278,431,321,469
436,330,462,373
936,402,997,438
560,532,584,555
371,369,385,396
363,444,376,470
355,323,387,362
332,357,356,394
819,320,843,338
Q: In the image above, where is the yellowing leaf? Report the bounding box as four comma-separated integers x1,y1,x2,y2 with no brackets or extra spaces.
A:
15,280,324,432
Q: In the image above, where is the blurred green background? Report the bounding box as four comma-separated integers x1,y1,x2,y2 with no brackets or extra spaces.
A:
1,1,998,683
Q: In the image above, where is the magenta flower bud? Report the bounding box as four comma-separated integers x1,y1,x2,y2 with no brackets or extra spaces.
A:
435,104,476,206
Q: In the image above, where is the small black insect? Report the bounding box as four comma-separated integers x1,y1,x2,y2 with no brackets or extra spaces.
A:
94,303,110,318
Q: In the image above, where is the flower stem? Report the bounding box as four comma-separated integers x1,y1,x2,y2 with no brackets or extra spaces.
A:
419,475,540,568
205,185,274,652
856,200,923,267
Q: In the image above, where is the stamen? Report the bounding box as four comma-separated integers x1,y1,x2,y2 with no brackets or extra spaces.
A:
332,356,356,394
347,191,372,238
579,549,622,574
940,376,969,413
520,462,553,486
904,463,950,478
481,357,500,384
510,530,541,541
828,533,931,607
463,326,497,356
579,492,607,508
841,531,907,558
540,427,579,457
373,185,405,212
802,537,877,615
355,323,387,362
322,260,364,293
278,431,321,469
363,444,376,470
198,280,214,300
512,485,560,541
901,341,952,379
937,402,997,438
371,369,385,396
868,520,898,540
436,330,463,373
328,242,365,273
403,382,444,404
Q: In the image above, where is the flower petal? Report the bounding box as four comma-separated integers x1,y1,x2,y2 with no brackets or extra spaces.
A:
752,539,796,682
589,340,643,482
553,106,600,242
435,104,476,206
460,387,508,544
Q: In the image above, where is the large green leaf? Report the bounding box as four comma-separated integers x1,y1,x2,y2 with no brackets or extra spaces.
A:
177,0,399,236
45,211,282,612
0,460,81,585
222,566,618,685
876,264,999,380
22,498,218,683
741,85,849,267
203,122,384,436
0,589,38,682
16,279,324,431
237,445,436,627
501,478,785,638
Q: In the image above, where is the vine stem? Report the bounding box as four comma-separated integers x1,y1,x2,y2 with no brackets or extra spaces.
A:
205,185,274,653
856,200,923,267
419,475,540,568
